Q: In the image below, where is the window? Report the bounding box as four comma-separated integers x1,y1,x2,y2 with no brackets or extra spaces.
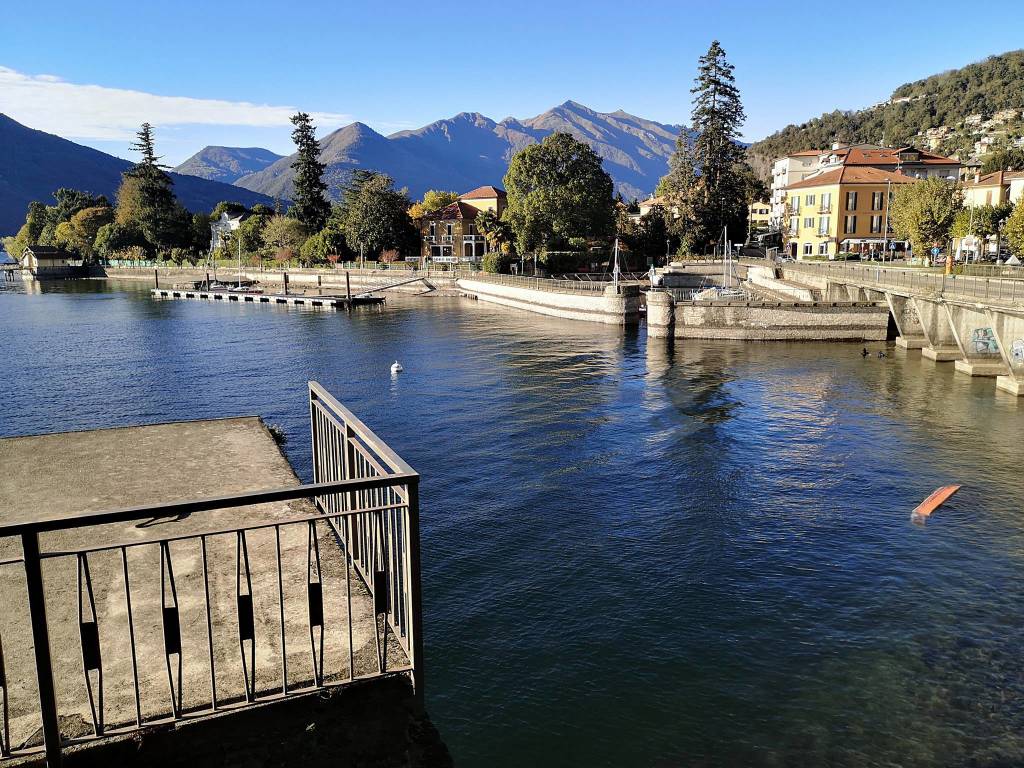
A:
820,193,832,212
818,217,830,235
846,191,858,210
429,222,436,237
806,194,816,206
818,242,829,255
790,216,799,233
803,243,813,256
467,223,477,235
844,215,857,234
870,215,883,234
872,191,884,210
804,217,814,229
790,195,801,212
446,223,453,236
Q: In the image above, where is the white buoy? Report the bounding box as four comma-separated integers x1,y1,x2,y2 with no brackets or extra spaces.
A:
390,361,403,375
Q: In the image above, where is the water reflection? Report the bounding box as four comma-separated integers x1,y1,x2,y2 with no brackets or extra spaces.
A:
3,281,1024,767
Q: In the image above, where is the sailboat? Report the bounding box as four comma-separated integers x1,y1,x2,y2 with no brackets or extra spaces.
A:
692,226,747,300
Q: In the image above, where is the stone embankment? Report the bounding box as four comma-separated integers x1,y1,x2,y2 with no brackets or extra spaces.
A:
98,266,459,295
455,275,642,325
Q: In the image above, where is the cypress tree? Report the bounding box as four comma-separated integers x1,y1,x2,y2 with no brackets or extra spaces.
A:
289,112,330,234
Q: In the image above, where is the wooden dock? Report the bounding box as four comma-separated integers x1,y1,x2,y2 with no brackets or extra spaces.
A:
150,287,385,309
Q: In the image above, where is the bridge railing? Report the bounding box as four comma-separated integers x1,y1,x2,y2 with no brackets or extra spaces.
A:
781,261,1024,304
0,382,421,766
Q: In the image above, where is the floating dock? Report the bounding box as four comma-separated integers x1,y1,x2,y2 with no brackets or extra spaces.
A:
150,287,384,309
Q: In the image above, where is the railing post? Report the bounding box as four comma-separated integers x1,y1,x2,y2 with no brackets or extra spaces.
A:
22,531,62,767
406,478,424,703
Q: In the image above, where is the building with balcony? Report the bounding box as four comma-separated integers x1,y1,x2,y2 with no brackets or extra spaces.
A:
420,186,506,263
770,150,825,226
783,166,917,260
748,199,772,235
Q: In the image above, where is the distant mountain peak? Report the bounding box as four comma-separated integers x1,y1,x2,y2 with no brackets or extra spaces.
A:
223,101,691,203
175,145,283,184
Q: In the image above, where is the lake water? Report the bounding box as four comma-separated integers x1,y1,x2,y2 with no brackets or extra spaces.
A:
2,279,1024,767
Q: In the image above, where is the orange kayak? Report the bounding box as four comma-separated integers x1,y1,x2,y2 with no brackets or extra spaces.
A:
911,485,962,520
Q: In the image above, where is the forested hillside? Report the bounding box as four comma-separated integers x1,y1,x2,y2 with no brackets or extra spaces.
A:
748,50,1024,177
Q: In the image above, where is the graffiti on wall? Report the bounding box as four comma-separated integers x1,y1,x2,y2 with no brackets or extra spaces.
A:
1011,339,1024,366
969,327,1000,355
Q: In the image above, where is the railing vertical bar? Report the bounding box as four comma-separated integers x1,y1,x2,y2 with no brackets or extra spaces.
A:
406,479,425,700
22,531,62,768
344,515,355,681
275,525,287,695
120,547,142,727
199,536,217,710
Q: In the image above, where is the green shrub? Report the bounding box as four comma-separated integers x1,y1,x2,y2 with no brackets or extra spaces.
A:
481,251,512,273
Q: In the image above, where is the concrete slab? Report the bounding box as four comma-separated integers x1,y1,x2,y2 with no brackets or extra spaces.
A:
954,359,1010,377
0,418,405,752
895,335,927,350
922,345,961,362
996,375,1024,396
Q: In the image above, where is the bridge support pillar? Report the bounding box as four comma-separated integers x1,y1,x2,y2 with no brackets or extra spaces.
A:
885,292,926,349
911,297,961,362
983,307,1024,396
646,289,675,338
943,303,1010,377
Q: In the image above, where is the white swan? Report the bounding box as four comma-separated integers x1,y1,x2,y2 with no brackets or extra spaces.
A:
390,361,404,375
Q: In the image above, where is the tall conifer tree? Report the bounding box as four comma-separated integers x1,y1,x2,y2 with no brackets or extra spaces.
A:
288,112,330,234
663,40,747,253
117,123,184,252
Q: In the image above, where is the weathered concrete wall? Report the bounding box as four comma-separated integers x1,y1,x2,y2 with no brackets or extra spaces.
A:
13,677,451,768
671,301,889,340
98,267,456,294
456,278,641,325
746,266,817,302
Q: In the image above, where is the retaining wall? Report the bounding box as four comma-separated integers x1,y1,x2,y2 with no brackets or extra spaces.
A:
647,290,888,341
456,278,641,325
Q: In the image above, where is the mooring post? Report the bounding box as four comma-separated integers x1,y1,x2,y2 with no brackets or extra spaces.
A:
154,268,159,288
22,531,62,767
283,272,289,296
205,271,210,289
345,271,352,310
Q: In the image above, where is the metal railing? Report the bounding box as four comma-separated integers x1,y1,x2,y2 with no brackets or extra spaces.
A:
0,382,421,766
462,272,610,293
776,260,1024,305
549,272,651,283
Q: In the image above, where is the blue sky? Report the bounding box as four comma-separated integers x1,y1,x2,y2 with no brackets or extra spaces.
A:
3,0,1024,165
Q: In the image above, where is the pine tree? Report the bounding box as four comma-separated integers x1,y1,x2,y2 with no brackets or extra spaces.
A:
664,40,748,253
288,113,330,234
117,123,187,253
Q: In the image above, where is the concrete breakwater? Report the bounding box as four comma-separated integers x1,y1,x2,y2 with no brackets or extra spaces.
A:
98,266,458,294
646,290,889,341
456,276,642,325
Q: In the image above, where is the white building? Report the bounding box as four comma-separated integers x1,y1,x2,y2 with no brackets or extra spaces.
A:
210,212,246,250
770,150,824,226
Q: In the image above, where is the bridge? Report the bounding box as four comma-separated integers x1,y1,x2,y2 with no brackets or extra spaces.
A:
771,261,1024,396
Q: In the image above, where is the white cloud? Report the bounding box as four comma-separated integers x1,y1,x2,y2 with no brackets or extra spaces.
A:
0,66,354,140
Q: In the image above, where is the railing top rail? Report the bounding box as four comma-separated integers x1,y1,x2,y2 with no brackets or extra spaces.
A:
309,381,416,476
0,474,415,538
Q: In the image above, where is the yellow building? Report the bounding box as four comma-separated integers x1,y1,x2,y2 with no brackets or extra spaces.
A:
784,166,917,259
420,186,506,263
962,170,1024,208
748,199,771,234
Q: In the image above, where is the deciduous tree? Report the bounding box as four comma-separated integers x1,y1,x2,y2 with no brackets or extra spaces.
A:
1003,197,1024,256
335,173,417,258
503,132,615,257
889,178,963,257
409,190,459,219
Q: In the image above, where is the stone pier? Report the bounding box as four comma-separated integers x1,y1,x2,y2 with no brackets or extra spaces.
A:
456,277,641,325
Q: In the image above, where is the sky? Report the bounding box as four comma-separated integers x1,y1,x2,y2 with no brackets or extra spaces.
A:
2,0,1024,166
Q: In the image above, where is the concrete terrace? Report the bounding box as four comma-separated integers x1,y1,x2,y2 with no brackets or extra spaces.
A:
0,417,406,756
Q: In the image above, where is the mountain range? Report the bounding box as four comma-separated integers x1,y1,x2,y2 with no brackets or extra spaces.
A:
0,114,273,235
174,146,283,184
176,101,690,204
